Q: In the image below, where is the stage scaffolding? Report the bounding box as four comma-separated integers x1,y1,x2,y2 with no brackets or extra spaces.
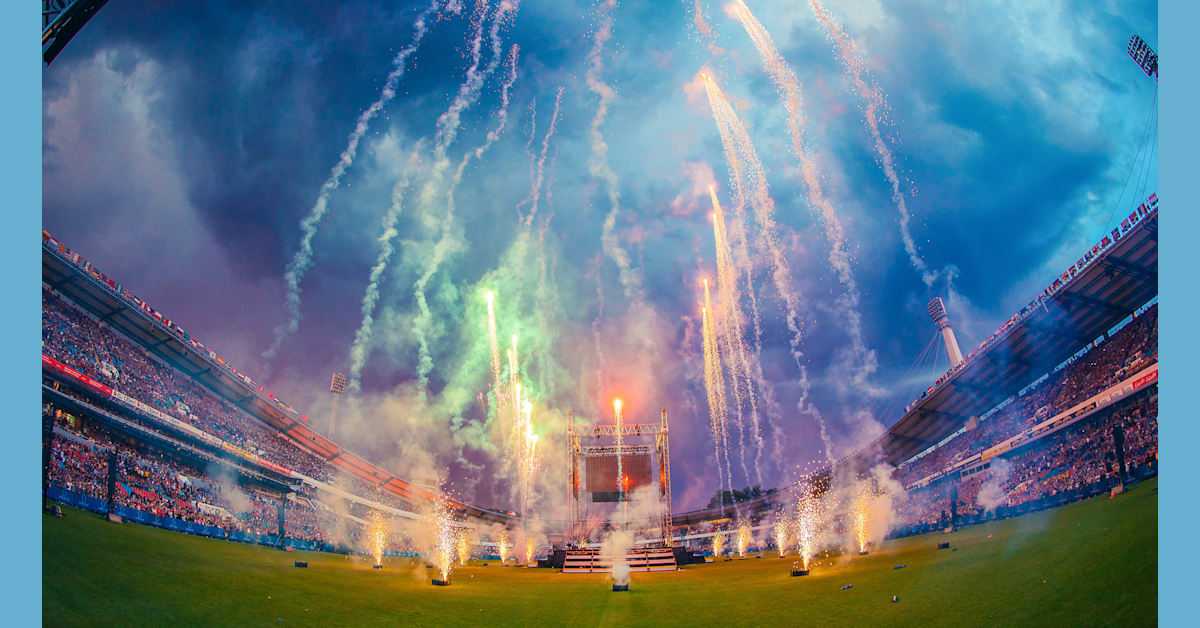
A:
566,409,673,545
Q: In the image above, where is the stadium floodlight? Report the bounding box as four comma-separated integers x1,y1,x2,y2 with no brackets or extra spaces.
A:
329,372,348,395
927,298,965,367
328,372,347,438
1127,34,1158,80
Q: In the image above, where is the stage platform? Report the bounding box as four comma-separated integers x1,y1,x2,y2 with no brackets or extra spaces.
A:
560,548,677,573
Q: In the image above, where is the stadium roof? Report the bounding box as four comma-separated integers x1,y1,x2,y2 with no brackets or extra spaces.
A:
876,206,1158,466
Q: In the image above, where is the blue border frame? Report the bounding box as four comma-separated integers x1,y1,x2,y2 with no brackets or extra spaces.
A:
1160,1,1196,626
0,1,42,623
0,0,1190,624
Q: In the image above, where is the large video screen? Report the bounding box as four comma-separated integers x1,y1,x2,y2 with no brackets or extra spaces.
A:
586,454,652,502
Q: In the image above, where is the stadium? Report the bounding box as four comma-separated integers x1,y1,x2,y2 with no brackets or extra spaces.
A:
41,2,1159,627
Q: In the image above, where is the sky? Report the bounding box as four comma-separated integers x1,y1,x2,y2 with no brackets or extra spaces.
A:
42,0,1158,513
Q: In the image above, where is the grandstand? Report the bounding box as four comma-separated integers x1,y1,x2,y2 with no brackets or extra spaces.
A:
41,231,518,553
42,191,1159,559
666,196,1158,546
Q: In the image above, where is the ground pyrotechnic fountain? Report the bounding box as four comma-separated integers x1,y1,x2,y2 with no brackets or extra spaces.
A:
456,530,472,567
736,522,752,558
796,496,820,571
855,501,869,555
498,529,511,565
774,520,789,558
367,512,387,568
432,504,455,585
712,530,726,559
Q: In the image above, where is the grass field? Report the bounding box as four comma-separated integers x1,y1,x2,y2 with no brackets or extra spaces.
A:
44,479,1156,627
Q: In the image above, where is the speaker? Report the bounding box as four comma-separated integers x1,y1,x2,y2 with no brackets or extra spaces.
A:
294,561,309,568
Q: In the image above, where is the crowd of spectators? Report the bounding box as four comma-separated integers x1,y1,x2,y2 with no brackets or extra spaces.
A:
46,404,333,541
43,287,331,481
893,387,1157,535
896,304,1157,487
42,277,1158,550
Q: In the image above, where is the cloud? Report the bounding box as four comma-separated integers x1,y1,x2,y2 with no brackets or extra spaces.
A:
42,0,1156,509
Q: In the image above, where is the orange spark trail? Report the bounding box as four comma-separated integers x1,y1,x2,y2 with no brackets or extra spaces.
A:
709,188,765,486
809,0,936,287
699,68,834,465
704,276,749,486
700,288,734,502
726,0,878,398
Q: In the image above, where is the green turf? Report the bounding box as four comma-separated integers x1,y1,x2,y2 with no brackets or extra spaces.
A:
44,479,1156,627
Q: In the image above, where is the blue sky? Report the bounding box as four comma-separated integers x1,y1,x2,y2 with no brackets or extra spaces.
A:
42,0,1157,510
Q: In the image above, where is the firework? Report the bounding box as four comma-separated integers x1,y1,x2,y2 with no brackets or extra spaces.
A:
265,0,442,360
708,189,764,487
486,290,502,399
613,397,626,521
588,0,642,300
698,67,833,466
808,0,935,286
726,0,877,396
498,529,511,565
736,521,752,558
433,504,455,584
367,511,388,568
456,530,471,567
525,538,536,566
774,520,789,558
700,282,734,506
712,530,726,558
855,499,869,555
795,489,823,570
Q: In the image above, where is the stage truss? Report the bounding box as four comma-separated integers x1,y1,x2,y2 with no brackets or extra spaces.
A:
566,409,673,545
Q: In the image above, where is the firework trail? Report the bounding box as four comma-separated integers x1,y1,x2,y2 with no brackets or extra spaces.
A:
346,143,426,392
264,0,442,360
613,398,624,507
524,87,565,228
709,187,765,487
809,0,936,287
726,0,878,396
699,68,835,464
711,147,780,472
507,334,522,472
414,42,520,360
486,290,502,400
704,278,748,486
412,0,521,392
587,0,642,301
700,282,735,502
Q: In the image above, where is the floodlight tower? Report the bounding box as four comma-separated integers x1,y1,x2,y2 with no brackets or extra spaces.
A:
329,372,347,438
927,297,964,367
